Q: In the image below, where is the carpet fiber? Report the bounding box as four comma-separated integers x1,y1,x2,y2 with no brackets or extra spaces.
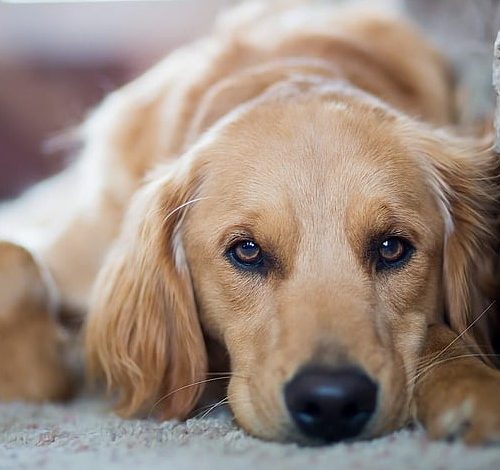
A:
1,397,499,469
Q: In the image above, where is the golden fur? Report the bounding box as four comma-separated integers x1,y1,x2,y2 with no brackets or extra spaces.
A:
0,1,498,445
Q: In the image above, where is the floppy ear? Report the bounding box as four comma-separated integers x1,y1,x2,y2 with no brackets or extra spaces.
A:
85,163,207,419
416,129,499,359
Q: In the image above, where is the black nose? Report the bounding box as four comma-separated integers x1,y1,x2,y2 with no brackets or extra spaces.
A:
284,367,378,443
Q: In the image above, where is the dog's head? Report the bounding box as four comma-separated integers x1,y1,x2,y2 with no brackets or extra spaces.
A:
86,78,498,443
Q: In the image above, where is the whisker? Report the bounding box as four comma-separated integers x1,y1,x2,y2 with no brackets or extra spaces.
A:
196,397,230,420
191,400,228,419
195,396,251,420
147,376,232,418
205,371,249,379
415,345,467,369
192,393,252,420
432,301,496,363
409,353,500,387
408,303,496,387
164,197,210,222
194,371,257,421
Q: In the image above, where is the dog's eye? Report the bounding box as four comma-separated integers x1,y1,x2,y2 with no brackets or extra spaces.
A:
376,237,413,270
228,240,264,269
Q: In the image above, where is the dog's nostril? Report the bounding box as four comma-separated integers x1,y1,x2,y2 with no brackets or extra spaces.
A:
341,401,359,419
284,366,378,443
297,401,322,424
302,401,321,417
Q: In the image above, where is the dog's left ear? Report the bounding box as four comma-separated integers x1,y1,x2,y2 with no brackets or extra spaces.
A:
415,128,499,358
85,160,208,419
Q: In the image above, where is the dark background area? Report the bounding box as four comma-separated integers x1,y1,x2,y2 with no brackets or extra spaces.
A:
0,63,128,199
0,0,232,200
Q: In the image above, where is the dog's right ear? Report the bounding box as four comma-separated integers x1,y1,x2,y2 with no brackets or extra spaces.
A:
85,161,207,420
410,128,499,361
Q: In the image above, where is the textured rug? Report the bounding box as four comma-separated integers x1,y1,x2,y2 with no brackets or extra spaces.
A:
0,397,499,470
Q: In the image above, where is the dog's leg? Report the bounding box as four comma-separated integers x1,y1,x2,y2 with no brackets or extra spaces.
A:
0,241,74,401
413,324,500,444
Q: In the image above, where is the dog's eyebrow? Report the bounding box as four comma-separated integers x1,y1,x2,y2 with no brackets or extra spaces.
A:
347,198,430,246
218,223,264,249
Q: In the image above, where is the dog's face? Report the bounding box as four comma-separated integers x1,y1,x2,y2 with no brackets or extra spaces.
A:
86,81,495,444
182,87,445,442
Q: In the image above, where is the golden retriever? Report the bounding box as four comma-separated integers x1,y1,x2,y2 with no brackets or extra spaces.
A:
0,1,499,445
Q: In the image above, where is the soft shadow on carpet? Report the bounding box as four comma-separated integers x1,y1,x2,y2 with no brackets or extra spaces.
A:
1,397,499,470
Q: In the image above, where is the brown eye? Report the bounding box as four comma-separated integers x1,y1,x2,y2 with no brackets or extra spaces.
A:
379,238,404,261
376,237,413,270
230,240,263,268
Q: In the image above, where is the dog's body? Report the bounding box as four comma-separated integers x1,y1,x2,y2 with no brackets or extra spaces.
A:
0,1,498,445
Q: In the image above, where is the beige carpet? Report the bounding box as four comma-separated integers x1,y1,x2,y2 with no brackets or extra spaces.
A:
1,396,499,470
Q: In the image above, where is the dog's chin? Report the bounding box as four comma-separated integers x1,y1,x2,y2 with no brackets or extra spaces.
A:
226,378,287,442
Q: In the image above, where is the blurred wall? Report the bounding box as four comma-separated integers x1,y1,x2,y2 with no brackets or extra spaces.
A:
403,0,500,124
0,0,233,199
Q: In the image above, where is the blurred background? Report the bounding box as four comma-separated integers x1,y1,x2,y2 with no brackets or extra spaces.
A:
1,0,499,199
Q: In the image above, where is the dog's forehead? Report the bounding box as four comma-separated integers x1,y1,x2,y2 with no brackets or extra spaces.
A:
197,96,426,216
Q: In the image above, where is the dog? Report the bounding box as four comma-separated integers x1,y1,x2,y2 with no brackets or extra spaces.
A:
0,1,499,445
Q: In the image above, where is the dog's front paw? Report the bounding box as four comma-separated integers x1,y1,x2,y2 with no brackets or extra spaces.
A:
414,336,500,444
0,241,74,401
415,364,500,445
413,324,500,445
